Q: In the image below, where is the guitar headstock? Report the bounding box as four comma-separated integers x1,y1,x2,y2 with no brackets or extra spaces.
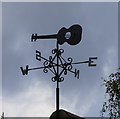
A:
31,33,38,42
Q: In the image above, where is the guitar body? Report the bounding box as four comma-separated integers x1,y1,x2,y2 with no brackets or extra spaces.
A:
57,24,82,45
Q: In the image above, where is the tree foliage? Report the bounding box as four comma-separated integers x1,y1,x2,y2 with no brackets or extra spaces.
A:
101,69,120,119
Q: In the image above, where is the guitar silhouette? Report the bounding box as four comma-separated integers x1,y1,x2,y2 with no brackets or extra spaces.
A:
31,24,82,45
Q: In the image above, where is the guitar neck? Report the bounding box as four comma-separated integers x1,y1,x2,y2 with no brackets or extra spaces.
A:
32,34,57,41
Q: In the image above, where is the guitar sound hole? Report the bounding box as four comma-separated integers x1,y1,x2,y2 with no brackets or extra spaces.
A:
65,32,71,40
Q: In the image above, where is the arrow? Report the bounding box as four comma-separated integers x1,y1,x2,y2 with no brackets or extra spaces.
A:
71,57,98,67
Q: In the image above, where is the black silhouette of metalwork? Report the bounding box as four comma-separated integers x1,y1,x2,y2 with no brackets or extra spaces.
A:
20,24,97,112
31,24,82,45
20,49,97,81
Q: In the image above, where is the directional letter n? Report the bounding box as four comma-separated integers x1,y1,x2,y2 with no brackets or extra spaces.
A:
75,69,79,79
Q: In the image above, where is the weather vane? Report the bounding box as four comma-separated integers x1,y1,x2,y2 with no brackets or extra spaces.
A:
20,24,97,113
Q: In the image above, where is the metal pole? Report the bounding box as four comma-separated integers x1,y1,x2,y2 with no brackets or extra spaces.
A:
56,41,59,111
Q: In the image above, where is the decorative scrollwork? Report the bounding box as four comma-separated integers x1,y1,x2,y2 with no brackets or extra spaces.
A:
49,56,52,61
48,56,53,68
67,64,73,71
66,57,73,71
59,49,64,54
52,49,57,54
59,77,64,82
67,57,73,63
43,61,49,73
36,47,76,82
43,68,48,73
57,49,64,56
43,60,49,67
64,69,67,75
51,76,58,82
51,77,57,82
51,76,64,82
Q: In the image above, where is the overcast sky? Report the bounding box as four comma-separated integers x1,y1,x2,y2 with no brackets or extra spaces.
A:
2,2,118,117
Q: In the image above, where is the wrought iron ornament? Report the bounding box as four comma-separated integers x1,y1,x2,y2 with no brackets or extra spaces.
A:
20,48,97,81
20,24,97,111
